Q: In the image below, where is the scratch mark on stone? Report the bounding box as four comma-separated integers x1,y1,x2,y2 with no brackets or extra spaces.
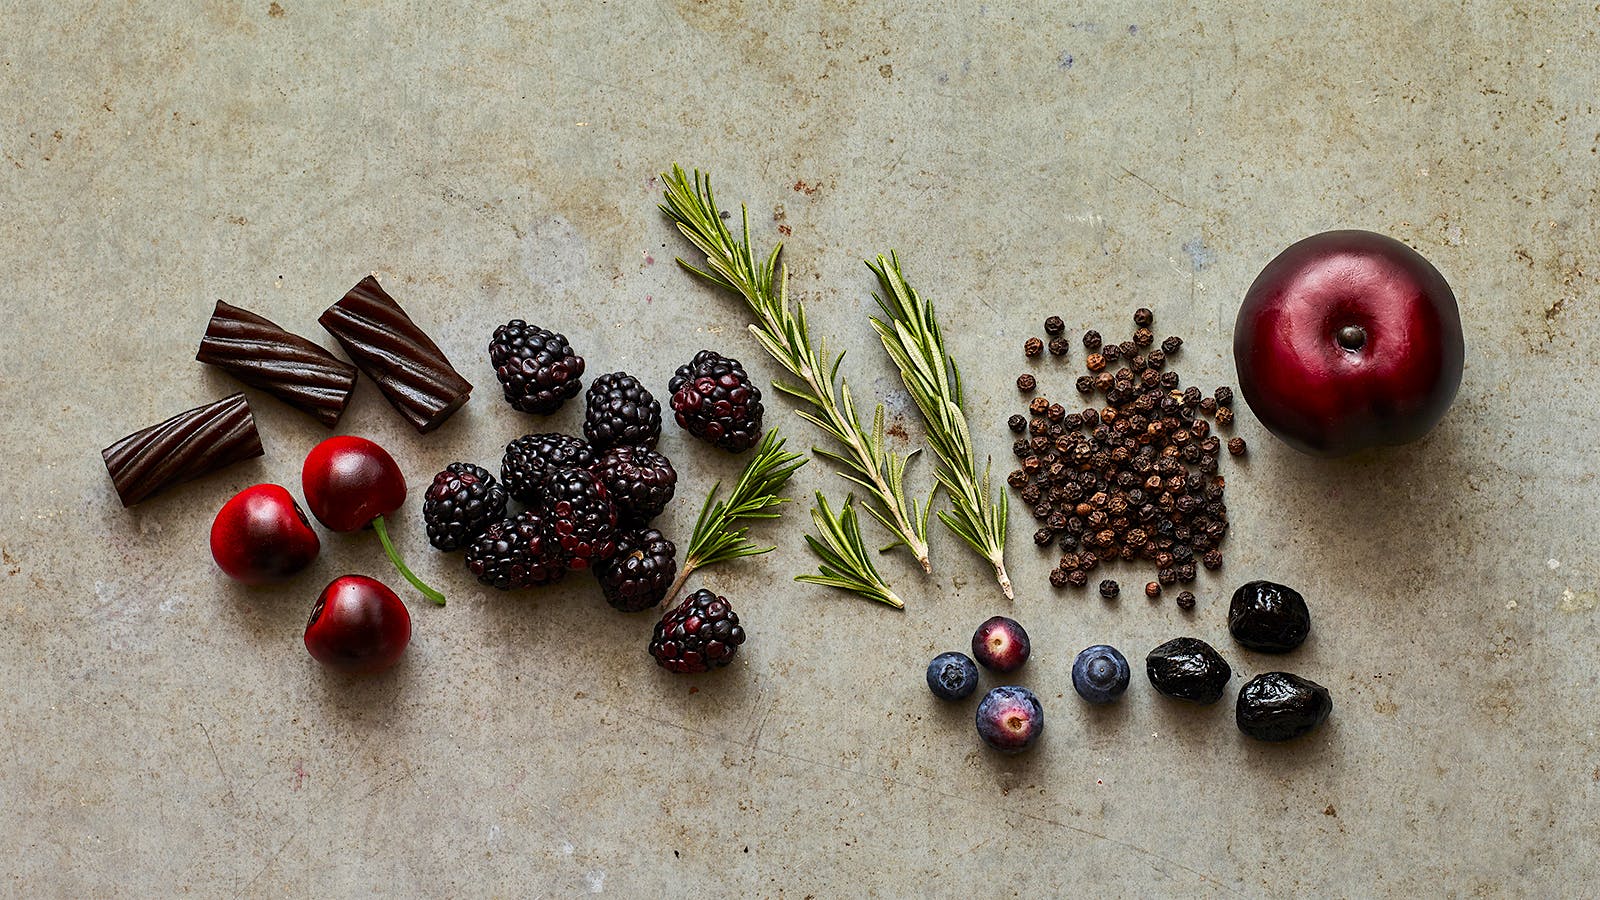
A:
1120,166,1189,209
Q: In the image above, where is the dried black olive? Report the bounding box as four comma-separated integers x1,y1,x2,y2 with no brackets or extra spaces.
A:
1228,580,1310,653
1235,672,1332,741
1145,637,1231,703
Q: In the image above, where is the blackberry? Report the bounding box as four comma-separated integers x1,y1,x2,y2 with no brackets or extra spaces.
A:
583,372,661,449
421,462,508,551
648,588,745,674
668,350,765,453
592,445,677,524
593,527,677,612
464,511,567,589
539,467,618,568
501,433,596,505
489,320,585,414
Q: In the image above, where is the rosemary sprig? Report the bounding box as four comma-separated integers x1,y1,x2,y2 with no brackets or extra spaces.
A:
867,253,1013,599
665,429,807,602
659,165,935,574
797,493,904,610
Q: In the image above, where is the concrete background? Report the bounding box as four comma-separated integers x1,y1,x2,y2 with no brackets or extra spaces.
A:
2,1,1597,896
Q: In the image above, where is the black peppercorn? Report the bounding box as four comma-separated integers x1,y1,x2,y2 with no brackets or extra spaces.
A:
1147,349,1166,369
1075,375,1094,394
1101,344,1120,362
1034,528,1054,546
1215,406,1235,427
1158,567,1177,586
1134,307,1154,327
1160,371,1180,389
1048,337,1070,357
1145,581,1161,598
1012,438,1029,458
1008,414,1027,433
1177,562,1197,583
1199,396,1217,414
1099,579,1120,599
1017,373,1037,392
1133,327,1154,347
1227,437,1246,456
1214,386,1233,406
1202,549,1223,569
1007,469,1028,488
1024,337,1044,357
1020,484,1041,506
1082,329,1102,350
1049,567,1070,588
1175,590,1196,611
1067,569,1089,587
1161,335,1182,354
1045,315,1066,335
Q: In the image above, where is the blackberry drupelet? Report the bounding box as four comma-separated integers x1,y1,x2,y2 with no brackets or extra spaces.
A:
593,527,677,612
539,466,618,568
648,588,746,674
464,510,567,589
422,462,508,551
583,372,661,449
592,445,677,524
489,320,585,414
501,433,596,505
668,350,765,453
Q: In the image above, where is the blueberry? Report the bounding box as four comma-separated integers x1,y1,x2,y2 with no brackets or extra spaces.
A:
1071,644,1130,704
971,616,1030,673
925,652,980,701
975,686,1044,754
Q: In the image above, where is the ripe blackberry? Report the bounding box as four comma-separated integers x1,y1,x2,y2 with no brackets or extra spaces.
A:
592,445,677,524
464,511,567,589
583,372,660,449
421,462,508,551
501,433,596,505
539,467,618,568
593,527,676,612
489,320,585,414
668,350,765,452
648,588,745,674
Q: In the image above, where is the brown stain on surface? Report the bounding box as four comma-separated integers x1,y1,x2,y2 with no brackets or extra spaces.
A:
267,2,285,17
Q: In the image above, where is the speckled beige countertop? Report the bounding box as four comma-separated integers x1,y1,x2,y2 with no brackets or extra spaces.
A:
2,2,1597,896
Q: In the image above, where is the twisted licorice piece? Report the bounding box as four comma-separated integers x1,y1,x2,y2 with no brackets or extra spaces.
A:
319,276,471,433
196,300,357,427
101,393,263,506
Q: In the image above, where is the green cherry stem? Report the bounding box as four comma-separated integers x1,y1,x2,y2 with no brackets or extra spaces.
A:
371,515,446,606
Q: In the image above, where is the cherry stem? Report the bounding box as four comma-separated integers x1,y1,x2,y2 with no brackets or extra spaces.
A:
371,515,446,606
1336,325,1366,351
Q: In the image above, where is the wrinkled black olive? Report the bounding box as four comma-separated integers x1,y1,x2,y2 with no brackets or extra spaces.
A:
1228,580,1311,653
1145,637,1231,703
1236,672,1332,741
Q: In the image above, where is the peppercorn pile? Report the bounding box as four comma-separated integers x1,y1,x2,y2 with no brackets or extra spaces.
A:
1007,308,1245,598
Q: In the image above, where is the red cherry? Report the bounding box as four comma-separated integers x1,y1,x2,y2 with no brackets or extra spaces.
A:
210,484,320,584
303,575,411,674
301,436,407,532
1234,230,1464,456
301,435,444,606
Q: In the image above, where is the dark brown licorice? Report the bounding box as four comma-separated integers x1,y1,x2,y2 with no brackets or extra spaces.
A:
197,300,357,427
319,275,472,433
102,393,263,506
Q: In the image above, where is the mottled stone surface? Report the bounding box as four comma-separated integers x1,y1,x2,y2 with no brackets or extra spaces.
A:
2,2,1596,895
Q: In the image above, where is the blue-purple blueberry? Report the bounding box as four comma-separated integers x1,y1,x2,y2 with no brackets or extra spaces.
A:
1072,644,1130,704
925,652,980,701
